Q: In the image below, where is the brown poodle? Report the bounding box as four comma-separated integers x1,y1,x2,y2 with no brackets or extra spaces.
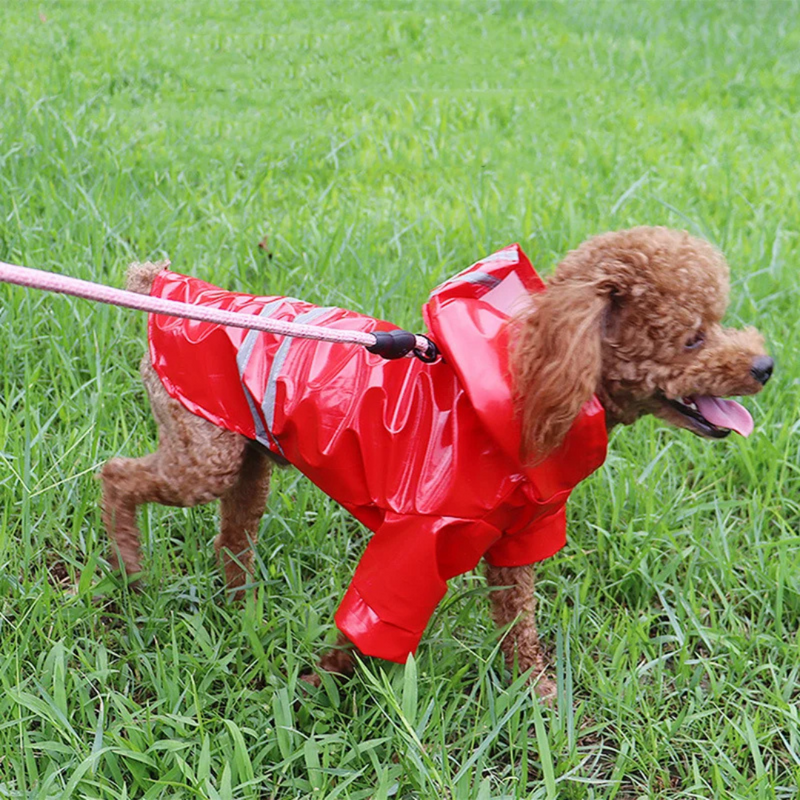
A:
100,227,772,697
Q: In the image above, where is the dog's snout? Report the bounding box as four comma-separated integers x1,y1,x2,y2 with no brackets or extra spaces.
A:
750,355,774,385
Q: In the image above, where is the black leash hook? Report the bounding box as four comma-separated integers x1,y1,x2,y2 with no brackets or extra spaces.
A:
367,330,440,363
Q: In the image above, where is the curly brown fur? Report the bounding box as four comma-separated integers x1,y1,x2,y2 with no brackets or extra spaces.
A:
101,230,771,692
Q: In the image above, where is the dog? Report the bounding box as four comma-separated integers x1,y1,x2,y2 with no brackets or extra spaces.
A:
100,227,772,697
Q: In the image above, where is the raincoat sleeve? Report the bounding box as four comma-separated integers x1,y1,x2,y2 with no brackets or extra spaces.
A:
335,512,503,663
483,502,568,567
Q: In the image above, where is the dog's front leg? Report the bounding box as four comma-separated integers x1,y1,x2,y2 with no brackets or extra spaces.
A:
485,562,556,699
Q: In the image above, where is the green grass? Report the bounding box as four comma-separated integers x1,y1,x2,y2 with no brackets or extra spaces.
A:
1,0,799,796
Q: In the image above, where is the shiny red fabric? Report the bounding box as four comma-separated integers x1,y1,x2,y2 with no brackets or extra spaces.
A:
148,245,608,662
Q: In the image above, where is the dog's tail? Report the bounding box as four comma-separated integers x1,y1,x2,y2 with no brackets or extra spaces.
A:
125,260,170,295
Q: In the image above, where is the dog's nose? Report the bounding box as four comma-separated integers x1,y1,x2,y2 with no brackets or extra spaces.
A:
750,355,774,385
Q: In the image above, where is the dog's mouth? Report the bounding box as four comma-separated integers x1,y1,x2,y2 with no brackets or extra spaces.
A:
664,395,754,438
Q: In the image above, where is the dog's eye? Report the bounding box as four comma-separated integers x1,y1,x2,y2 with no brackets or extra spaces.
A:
685,331,705,350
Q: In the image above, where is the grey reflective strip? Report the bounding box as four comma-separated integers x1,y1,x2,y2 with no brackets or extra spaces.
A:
459,271,501,289
261,306,334,439
236,298,293,375
243,383,281,452
480,249,518,265
432,270,501,296
236,298,296,455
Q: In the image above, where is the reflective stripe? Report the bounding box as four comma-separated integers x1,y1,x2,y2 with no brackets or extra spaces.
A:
236,298,293,375
458,271,501,289
479,249,519,266
262,306,334,444
242,383,276,451
431,270,501,296
236,298,291,453
431,247,519,297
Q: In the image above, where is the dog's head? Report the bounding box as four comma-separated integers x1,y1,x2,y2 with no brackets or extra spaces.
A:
512,227,772,462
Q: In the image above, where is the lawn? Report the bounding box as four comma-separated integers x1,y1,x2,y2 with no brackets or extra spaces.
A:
1,1,799,797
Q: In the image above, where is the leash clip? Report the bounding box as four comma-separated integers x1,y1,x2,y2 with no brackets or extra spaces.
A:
367,331,440,363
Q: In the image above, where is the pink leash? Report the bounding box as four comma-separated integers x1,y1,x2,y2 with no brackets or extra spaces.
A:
0,260,439,362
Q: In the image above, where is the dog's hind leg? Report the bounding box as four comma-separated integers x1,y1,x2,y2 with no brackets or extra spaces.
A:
100,451,163,579
485,563,556,700
216,444,273,595
100,357,249,584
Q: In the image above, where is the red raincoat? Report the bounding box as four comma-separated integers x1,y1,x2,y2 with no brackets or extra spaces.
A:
149,245,608,662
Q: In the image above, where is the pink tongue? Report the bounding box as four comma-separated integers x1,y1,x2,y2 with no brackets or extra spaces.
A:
693,396,754,437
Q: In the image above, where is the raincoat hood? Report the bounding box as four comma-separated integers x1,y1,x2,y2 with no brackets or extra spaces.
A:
423,244,607,502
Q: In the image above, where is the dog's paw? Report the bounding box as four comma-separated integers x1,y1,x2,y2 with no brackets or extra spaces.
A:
528,674,557,704
299,671,322,688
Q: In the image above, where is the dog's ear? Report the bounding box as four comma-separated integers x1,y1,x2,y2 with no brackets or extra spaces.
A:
512,275,617,464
